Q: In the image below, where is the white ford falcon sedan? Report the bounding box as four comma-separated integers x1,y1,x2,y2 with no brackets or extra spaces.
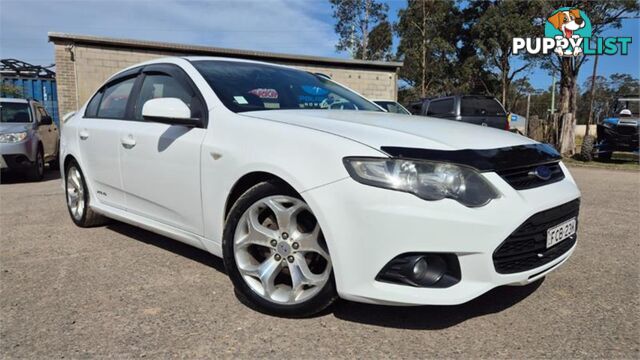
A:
60,57,581,317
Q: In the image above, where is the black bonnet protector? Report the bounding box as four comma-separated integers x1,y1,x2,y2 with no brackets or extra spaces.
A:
380,143,561,172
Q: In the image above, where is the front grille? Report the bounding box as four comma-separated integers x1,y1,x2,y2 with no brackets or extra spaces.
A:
493,199,580,274
497,162,565,190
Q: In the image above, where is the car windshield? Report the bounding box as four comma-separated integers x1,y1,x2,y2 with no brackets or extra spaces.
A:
460,96,506,116
0,102,31,123
374,101,410,115
614,99,639,116
192,60,381,113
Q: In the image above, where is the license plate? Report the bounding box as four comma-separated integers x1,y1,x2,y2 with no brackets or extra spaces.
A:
546,217,576,248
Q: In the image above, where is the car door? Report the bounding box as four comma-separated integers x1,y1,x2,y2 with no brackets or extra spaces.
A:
34,105,57,158
32,104,52,158
119,64,207,235
77,69,141,210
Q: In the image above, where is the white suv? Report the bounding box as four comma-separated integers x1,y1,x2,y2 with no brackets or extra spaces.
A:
1,98,59,180
61,57,581,317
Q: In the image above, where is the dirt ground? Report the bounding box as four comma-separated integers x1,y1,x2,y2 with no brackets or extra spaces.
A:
1,166,638,358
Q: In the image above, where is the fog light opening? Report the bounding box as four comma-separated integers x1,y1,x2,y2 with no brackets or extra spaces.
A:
376,253,461,288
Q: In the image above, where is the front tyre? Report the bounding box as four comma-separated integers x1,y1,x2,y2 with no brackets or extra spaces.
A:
223,180,336,317
27,147,45,181
65,161,108,227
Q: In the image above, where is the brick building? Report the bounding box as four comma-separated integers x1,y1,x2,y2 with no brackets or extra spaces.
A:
48,33,402,120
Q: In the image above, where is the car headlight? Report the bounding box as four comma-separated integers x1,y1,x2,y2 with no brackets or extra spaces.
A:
343,157,500,207
0,131,28,143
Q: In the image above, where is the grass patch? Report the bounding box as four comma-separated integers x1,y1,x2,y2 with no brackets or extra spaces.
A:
564,154,639,171
568,134,639,170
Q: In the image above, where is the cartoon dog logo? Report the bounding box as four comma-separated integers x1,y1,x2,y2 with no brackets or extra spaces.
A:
546,8,588,57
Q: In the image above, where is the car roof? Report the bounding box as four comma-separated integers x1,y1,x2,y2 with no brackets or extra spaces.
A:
427,94,495,100
0,98,29,104
118,56,300,73
182,56,294,67
107,56,312,86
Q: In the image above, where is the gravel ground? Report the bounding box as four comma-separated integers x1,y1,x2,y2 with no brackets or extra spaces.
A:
1,166,638,359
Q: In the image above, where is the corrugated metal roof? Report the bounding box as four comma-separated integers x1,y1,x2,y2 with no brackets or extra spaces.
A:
48,32,403,71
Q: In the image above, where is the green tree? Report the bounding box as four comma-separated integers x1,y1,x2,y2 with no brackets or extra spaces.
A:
508,77,536,113
357,20,393,60
538,0,639,154
329,0,389,60
0,83,23,98
576,73,638,125
455,1,500,96
470,0,544,109
609,73,640,96
395,0,458,98
577,75,610,124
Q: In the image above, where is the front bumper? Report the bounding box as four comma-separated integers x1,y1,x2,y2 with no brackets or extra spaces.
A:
0,139,37,170
302,162,581,306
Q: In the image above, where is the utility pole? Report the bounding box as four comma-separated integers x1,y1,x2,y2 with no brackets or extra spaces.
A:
525,93,531,136
550,72,556,115
349,25,357,58
585,53,600,137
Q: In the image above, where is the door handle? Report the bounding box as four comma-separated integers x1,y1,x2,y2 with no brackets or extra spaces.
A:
79,130,89,140
121,135,136,149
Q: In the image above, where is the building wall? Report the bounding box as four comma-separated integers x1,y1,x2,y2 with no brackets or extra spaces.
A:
53,43,398,120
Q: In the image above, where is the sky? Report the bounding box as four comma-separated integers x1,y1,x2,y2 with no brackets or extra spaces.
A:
1,0,638,92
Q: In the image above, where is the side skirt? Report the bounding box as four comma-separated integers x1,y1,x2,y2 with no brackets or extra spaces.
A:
90,202,223,258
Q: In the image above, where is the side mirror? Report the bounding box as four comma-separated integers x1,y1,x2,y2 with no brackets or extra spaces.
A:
142,98,200,127
40,115,53,125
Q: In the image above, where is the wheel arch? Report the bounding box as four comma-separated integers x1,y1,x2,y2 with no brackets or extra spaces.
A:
63,154,78,172
224,171,297,220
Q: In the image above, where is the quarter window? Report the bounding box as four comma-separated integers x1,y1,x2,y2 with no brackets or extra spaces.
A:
97,77,136,119
427,99,454,116
85,90,103,118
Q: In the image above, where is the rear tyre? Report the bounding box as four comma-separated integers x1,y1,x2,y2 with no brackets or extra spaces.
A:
27,147,45,181
65,161,108,227
580,135,596,162
223,180,337,317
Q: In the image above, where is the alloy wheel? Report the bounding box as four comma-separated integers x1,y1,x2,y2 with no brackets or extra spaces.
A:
66,166,85,221
233,195,331,304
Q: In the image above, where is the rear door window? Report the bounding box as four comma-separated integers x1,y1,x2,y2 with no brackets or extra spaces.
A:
461,97,506,116
427,99,454,116
97,77,136,119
